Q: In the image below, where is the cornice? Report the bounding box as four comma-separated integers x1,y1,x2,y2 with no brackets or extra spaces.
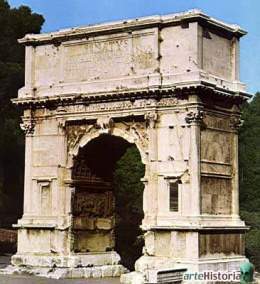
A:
18,9,246,46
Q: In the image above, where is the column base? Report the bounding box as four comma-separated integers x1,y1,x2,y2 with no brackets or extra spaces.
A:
2,252,128,279
1,264,126,279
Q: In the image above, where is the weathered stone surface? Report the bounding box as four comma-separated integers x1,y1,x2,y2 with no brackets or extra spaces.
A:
11,9,250,284
0,264,127,279
120,272,144,284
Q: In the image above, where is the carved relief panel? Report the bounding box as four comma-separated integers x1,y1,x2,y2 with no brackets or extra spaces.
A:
71,153,115,253
201,131,231,164
200,114,234,215
201,177,232,215
73,191,113,219
201,113,234,178
65,117,149,159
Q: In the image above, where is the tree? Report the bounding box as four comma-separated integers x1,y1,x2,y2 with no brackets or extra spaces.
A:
0,0,44,222
239,93,260,270
114,145,145,270
239,93,260,211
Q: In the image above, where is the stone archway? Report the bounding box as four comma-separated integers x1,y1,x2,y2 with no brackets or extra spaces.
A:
70,133,145,270
11,10,249,284
68,119,149,167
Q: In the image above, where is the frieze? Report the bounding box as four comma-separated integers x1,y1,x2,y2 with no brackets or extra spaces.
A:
65,100,149,113
157,97,179,107
203,114,231,131
55,97,180,115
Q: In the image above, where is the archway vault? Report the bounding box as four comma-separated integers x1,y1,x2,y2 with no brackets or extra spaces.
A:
66,116,150,168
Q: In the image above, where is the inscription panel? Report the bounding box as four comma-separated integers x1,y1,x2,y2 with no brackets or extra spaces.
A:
63,31,157,83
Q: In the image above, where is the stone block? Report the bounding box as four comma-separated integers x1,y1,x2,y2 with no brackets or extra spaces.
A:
71,268,84,278
101,265,113,277
92,267,102,278
95,218,113,230
73,217,95,230
144,231,155,256
120,271,145,284
83,268,92,278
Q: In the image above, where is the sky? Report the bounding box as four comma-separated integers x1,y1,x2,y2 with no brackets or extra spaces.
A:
8,0,260,94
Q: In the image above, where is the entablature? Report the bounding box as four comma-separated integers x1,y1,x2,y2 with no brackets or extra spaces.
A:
13,83,250,111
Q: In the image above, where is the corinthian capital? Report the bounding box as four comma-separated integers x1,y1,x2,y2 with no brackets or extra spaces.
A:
185,110,204,124
20,120,35,135
230,116,243,130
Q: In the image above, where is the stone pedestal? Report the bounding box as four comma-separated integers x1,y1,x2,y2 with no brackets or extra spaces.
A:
10,251,126,279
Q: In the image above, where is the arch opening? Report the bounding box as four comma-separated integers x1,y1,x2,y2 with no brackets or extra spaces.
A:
71,134,145,270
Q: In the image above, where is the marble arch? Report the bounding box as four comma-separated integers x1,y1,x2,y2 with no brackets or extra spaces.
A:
69,121,149,166
11,9,250,284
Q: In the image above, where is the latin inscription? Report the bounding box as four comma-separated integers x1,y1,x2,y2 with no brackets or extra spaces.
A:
63,33,156,82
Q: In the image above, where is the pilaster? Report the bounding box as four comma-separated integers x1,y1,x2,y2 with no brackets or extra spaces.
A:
185,95,204,216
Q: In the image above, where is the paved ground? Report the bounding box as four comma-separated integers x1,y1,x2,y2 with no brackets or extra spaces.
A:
0,275,120,284
0,255,120,284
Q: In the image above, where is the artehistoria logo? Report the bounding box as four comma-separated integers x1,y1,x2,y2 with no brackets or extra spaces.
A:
183,271,241,282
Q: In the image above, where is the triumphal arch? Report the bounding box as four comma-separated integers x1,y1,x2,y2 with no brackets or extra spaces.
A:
11,9,250,283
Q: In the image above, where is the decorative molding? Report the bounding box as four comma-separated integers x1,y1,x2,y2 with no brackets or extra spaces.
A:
65,116,150,156
120,121,149,150
230,116,243,130
185,110,204,124
95,117,114,134
157,97,179,107
20,120,35,135
132,123,149,150
66,124,94,151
